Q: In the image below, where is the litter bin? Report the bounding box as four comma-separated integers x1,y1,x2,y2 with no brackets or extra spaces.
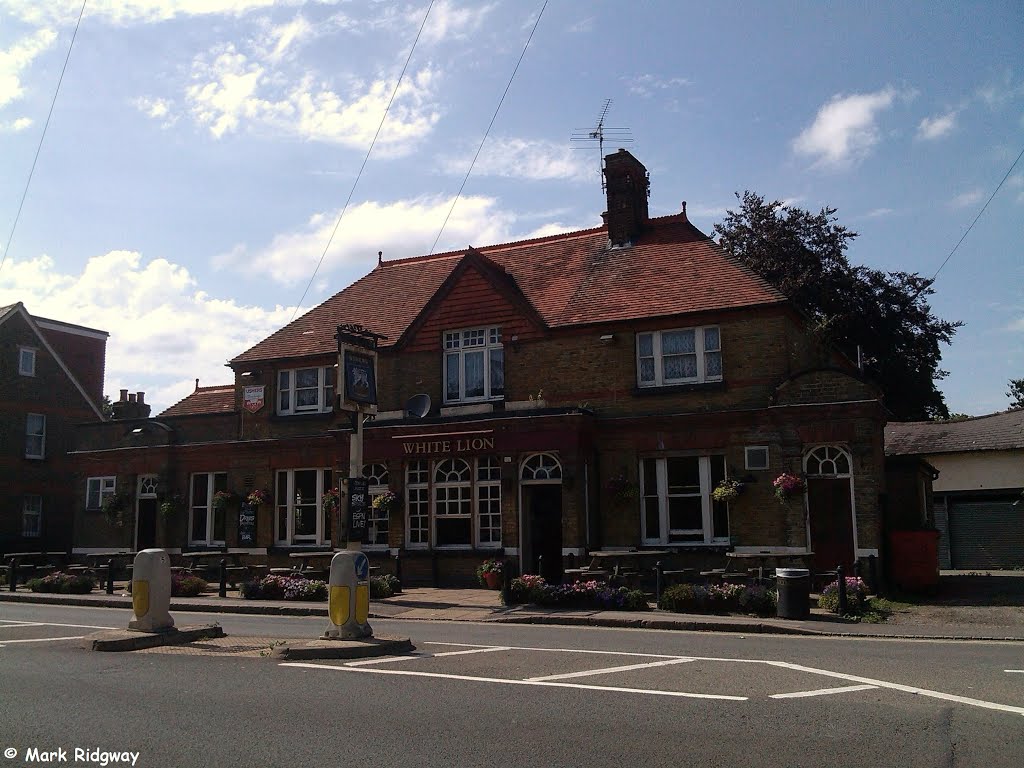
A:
776,567,810,619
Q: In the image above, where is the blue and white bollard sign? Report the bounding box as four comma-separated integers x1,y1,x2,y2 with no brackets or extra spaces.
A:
129,549,175,633
323,551,373,640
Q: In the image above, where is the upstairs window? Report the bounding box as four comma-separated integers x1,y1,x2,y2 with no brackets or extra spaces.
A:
636,326,722,388
19,347,36,376
25,413,45,459
87,477,117,509
278,366,335,415
443,327,504,403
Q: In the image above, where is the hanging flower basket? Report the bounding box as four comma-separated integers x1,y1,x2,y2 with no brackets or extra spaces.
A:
212,490,239,511
321,488,341,516
159,493,185,521
605,473,637,504
773,473,806,503
712,479,743,504
246,488,271,507
372,490,399,514
101,490,132,528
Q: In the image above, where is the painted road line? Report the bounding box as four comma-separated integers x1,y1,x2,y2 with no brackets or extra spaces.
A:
282,663,749,701
1006,670,1024,674
528,658,694,682
763,660,1024,717
346,647,511,667
424,641,686,660
0,636,86,644
0,619,117,630
0,623,47,629
771,684,879,699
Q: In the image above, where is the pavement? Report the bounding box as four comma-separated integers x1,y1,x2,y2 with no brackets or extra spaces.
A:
2,573,1023,641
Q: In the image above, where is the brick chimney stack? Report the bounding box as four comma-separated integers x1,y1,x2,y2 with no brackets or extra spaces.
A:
110,389,152,420
602,149,650,247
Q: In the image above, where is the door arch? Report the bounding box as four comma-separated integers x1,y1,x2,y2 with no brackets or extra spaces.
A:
803,445,856,572
519,453,562,581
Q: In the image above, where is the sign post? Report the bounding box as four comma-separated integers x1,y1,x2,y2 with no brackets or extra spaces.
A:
335,324,386,552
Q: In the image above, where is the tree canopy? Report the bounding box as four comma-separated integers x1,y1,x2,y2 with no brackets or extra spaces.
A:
713,191,961,421
1008,378,1024,410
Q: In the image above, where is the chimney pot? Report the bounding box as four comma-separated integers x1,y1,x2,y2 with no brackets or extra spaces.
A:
602,149,650,247
128,393,136,403
119,388,128,402
137,392,145,405
195,378,199,391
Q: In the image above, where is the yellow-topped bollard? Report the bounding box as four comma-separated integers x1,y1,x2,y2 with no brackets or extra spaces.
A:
129,549,174,633
323,551,372,640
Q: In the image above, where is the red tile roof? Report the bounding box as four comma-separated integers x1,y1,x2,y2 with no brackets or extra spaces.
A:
159,385,236,418
230,213,786,366
885,410,1024,456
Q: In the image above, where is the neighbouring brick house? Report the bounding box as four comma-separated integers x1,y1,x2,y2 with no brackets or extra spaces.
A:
71,150,887,585
0,303,107,554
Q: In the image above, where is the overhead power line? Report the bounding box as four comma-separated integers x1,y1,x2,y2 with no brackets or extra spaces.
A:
290,0,436,321
0,0,88,274
429,0,549,255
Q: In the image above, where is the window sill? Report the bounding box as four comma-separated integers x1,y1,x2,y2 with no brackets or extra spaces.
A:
272,411,335,421
439,402,497,417
633,380,725,396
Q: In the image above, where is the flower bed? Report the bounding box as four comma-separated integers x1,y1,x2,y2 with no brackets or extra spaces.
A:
504,574,649,611
369,574,402,599
27,572,96,595
818,576,869,615
172,572,208,597
658,582,777,617
239,574,328,601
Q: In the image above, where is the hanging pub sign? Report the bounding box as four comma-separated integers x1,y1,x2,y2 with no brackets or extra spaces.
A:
238,502,257,546
242,385,265,413
335,324,386,414
343,350,377,406
347,476,369,542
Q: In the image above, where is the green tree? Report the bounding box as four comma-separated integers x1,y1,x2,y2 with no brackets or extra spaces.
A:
714,192,961,421
1008,378,1024,410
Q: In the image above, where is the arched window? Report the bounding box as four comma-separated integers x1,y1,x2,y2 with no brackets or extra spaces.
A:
520,453,562,483
434,459,472,547
804,445,852,477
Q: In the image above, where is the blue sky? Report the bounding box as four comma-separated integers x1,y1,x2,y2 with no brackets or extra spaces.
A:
1,0,1021,416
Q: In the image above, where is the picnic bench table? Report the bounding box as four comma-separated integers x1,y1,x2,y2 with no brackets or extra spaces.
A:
585,549,671,587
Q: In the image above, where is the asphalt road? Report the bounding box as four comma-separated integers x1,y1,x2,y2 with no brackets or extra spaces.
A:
2,603,1023,768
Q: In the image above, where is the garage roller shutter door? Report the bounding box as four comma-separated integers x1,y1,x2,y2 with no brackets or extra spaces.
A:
948,499,1024,569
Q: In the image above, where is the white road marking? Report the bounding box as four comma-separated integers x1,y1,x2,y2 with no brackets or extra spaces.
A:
0,619,116,630
0,622,47,629
432,646,513,657
346,646,511,667
281,662,748,700
528,658,694,682
424,641,687,659
771,684,878,699
0,636,86,644
1006,670,1024,674
763,661,1024,716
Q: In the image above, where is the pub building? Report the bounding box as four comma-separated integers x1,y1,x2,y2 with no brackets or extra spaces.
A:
71,150,887,586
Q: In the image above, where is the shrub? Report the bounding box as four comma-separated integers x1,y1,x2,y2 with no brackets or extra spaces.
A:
27,572,96,595
738,584,778,616
659,582,778,616
370,574,402,598
239,574,328,601
171,572,207,597
818,576,870,615
658,583,706,613
504,574,648,611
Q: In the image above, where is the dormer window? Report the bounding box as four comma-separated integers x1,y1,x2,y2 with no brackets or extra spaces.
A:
443,326,504,403
637,326,722,388
278,366,335,415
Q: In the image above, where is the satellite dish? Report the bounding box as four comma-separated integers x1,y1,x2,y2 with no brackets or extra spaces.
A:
405,393,431,419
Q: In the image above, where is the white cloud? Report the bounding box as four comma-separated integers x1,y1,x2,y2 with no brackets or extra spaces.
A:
0,27,57,109
214,195,522,285
419,0,494,45
0,250,298,414
624,73,691,98
864,207,896,218
133,95,177,127
950,188,984,208
976,72,1024,109
917,110,958,140
439,137,593,182
0,0,308,26
177,43,441,151
257,13,315,64
793,87,905,169
1,116,32,131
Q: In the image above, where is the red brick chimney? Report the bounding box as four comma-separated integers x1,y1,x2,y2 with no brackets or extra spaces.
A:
602,149,650,247
110,389,152,420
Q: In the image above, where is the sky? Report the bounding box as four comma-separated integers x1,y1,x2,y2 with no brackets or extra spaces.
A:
0,0,1021,418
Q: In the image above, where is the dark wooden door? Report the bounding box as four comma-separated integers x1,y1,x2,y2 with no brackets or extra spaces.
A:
807,478,855,572
527,485,562,582
136,498,157,551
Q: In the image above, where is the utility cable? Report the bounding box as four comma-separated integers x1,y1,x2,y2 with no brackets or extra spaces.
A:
290,0,435,321
428,0,548,255
0,0,88,273
928,144,1023,286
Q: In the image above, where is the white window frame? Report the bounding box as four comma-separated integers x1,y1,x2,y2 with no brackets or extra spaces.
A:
433,458,473,549
443,326,504,404
23,495,42,537
18,346,36,376
476,456,502,549
744,446,769,471
364,463,390,550
189,472,228,546
87,476,117,509
640,455,729,545
636,326,722,388
277,366,335,415
404,457,502,549
275,468,332,546
406,461,430,549
25,413,45,459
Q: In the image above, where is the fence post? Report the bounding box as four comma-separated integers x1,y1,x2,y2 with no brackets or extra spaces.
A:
836,564,847,615
8,557,16,591
106,558,115,595
394,552,402,586
219,558,228,598
537,554,543,578
501,557,512,606
868,554,878,593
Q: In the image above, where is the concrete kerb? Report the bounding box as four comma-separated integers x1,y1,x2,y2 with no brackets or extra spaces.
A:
85,624,226,652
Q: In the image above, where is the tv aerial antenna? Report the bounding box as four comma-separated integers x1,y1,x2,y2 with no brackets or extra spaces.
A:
571,99,633,192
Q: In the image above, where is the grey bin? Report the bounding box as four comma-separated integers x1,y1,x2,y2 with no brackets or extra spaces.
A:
775,567,810,619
